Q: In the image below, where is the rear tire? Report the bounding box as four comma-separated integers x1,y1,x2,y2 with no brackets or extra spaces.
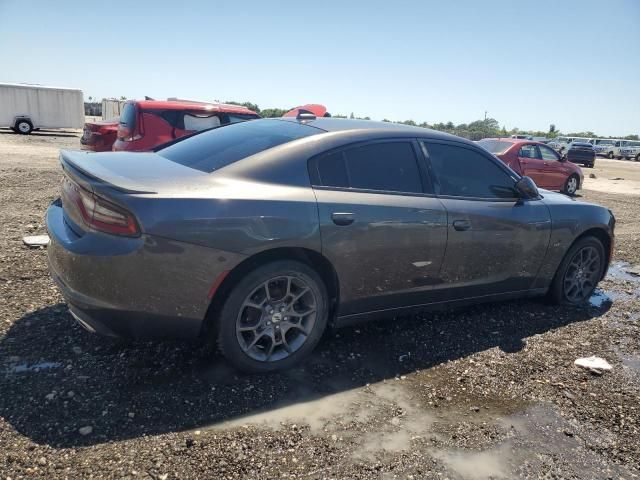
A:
15,119,33,135
607,152,613,159
548,236,605,305
562,174,579,196
216,260,328,373
635,154,640,162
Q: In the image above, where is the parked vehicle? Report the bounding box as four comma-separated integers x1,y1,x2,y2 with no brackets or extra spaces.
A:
101,99,126,121
477,138,584,195
82,100,260,152
594,139,628,159
511,134,533,140
566,142,596,168
112,100,260,152
80,120,119,152
548,136,592,157
0,82,84,134
619,141,640,161
47,117,614,372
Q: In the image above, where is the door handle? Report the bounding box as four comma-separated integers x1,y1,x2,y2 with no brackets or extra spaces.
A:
453,220,471,231
331,212,355,226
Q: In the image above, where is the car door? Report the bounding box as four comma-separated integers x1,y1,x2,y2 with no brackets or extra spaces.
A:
421,140,551,300
517,144,549,188
309,140,448,316
538,143,570,189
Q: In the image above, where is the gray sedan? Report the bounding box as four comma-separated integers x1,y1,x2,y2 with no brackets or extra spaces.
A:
47,116,615,372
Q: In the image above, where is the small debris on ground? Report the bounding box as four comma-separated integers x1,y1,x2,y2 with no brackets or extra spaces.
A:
22,235,49,248
574,356,613,371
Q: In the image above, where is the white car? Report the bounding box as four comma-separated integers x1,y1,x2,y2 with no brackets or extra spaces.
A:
594,140,629,159
619,141,640,161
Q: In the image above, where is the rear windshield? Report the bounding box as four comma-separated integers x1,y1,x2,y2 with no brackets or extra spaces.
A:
120,103,137,129
476,140,512,154
157,119,321,173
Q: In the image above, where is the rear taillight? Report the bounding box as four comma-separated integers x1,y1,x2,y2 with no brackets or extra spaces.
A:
62,177,140,236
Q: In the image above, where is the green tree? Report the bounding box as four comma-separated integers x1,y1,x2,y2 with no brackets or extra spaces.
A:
624,134,639,140
225,101,260,113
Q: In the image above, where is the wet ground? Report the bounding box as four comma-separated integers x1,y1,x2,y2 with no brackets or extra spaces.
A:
1,131,639,479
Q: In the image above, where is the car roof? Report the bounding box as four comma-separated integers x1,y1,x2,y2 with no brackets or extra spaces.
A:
131,100,258,114
277,117,469,143
480,137,545,147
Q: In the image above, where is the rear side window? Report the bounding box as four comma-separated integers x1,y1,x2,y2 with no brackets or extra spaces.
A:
157,119,321,173
183,114,221,131
120,103,137,129
312,142,424,194
423,142,517,199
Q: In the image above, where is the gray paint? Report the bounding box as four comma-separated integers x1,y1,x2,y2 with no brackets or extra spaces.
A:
47,118,614,339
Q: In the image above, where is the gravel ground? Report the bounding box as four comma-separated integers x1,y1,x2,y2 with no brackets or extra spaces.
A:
1,130,639,479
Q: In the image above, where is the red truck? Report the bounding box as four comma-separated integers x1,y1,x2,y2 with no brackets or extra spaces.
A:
477,138,584,196
81,100,260,152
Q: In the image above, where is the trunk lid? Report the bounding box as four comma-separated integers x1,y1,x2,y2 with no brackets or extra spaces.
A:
60,150,210,194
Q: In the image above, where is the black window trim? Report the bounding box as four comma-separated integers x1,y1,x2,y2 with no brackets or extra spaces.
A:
308,138,436,198
420,139,524,203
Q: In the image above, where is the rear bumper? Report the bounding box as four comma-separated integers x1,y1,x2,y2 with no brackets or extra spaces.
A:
46,200,242,339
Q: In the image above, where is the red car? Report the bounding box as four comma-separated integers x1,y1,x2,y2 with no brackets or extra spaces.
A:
81,100,260,152
477,138,584,196
80,119,119,152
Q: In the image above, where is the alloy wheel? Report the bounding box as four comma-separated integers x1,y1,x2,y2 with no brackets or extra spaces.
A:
565,176,578,195
236,275,317,362
562,246,601,303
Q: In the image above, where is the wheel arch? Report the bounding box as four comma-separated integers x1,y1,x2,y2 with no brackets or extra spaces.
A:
202,247,340,336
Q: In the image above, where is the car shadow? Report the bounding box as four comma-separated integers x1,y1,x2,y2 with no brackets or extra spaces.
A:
0,299,608,448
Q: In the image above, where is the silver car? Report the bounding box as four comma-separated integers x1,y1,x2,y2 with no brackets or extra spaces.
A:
47,116,615,372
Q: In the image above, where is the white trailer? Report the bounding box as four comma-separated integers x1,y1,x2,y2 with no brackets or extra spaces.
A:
101,98,126,121
0,82,84,134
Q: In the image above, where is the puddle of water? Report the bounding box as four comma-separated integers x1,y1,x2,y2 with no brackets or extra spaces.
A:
606,261,640,283
589,289,611,307
209,386,376,433
6,361,62,373
433,446,509,480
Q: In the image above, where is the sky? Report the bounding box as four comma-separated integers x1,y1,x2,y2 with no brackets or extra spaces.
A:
0,0,638,136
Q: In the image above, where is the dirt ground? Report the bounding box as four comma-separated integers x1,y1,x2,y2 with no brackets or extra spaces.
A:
1,128,639,479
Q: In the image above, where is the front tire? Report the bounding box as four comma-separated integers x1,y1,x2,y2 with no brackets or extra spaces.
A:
563,174,579,196
216,260,328,373
548,236,606,305
607,152,613,159
635,154,640,162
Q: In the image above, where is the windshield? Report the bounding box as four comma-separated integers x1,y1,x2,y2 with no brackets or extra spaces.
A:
476,139,513,154
157,119,322,173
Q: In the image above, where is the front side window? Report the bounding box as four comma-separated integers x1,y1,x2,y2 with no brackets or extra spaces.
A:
539,145,560,161
518,144,541,159
312,141,424,194
423,142,518,199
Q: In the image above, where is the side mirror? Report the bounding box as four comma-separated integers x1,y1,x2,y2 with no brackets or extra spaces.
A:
515,176,539,199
